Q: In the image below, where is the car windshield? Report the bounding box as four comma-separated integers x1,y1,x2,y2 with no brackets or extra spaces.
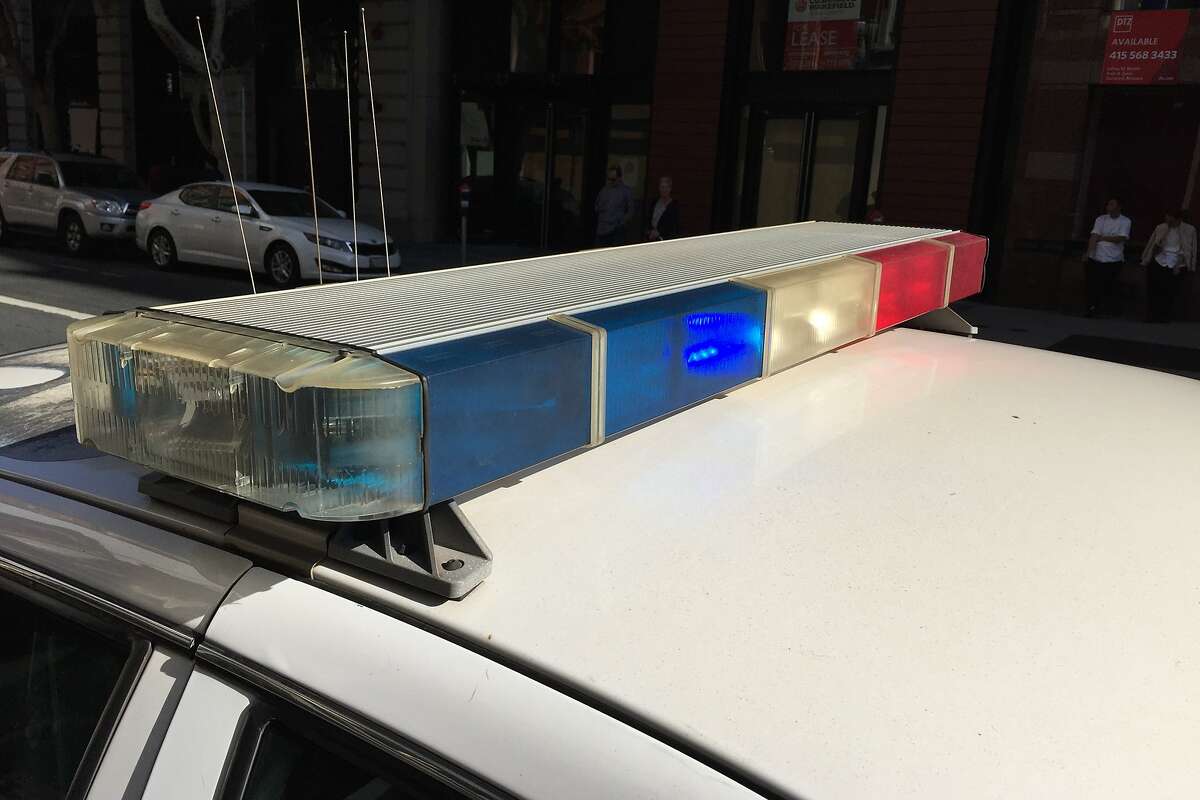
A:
59,161,142,190
249,190,341,218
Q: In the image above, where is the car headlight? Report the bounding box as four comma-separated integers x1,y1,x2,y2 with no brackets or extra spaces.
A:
92,200,123,215
303,232,353,253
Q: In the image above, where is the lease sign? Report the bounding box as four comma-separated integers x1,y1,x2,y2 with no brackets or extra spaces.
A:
1102,10,1189,85
783,0,862,71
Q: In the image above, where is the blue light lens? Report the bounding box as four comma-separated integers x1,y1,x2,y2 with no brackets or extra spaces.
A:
577,283,766,436
389,321,592,504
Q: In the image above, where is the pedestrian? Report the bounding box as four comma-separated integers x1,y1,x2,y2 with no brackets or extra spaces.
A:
1139,207,1196,323
647,176,680,241
594,164,633,247
1082,197,1132,317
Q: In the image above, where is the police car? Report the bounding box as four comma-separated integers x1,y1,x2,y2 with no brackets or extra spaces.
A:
2,222,1198,799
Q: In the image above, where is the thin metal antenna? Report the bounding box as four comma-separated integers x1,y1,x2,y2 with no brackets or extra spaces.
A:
196,16,255,294
361,7,389,277
344,29,359,281
295,0,322,283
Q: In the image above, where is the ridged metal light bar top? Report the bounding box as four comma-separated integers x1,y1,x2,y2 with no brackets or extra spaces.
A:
161,221,949,353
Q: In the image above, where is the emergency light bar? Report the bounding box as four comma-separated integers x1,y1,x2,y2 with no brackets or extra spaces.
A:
68,221,986,525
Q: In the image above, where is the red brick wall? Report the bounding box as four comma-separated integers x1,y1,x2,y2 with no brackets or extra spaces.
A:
646,0,730,237
878,1,1000,230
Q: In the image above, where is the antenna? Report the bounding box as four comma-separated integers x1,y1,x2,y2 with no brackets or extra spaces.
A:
344,29,359,281
360,7,389,277
196,16,255,294
295,0,322,284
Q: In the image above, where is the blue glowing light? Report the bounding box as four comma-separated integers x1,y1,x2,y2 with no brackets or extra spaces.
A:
578,283,767,435
686,344,721,363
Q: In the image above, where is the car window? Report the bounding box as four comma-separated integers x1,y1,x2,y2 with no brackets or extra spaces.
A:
180,184,219,209
0,590,133,799
58,160,141,189
33,158,59,188
7,155,36,183
215,186,254,214
249,190,340,218
238,721,468,800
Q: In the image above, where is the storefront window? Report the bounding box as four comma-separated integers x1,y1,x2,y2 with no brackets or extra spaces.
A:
511,0,551,72
607,105,650,240
749,0,900,72
561,0,606,74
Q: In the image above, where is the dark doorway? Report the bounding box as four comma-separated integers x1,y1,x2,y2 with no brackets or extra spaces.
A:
1082,85,1200,239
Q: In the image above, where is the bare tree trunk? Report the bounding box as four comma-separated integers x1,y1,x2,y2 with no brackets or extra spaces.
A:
0,0,82,151
144,0,230,166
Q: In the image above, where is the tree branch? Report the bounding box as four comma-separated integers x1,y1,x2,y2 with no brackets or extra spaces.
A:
143,0,205,74
209,0,226,63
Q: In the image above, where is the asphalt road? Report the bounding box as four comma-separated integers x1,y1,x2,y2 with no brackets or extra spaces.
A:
0,234,254,355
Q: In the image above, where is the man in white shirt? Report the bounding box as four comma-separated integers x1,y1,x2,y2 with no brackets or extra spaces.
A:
1140,208,1197,322
1082,198,1132,317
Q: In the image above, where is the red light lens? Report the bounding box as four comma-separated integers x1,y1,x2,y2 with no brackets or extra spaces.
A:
869,241,950,331
938,232,988,302
138,201,152,211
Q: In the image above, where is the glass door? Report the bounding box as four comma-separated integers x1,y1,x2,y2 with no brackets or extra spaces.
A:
741,107,876,228
756,117,812,227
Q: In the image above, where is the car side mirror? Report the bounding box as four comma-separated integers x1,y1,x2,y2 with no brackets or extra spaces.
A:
35,173,57,188
234,203,256,217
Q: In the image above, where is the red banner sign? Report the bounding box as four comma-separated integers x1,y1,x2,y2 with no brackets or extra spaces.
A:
1102,10,1189,85
784,0,861,72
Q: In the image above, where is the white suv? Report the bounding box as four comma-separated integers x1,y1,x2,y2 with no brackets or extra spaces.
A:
0,152,150,255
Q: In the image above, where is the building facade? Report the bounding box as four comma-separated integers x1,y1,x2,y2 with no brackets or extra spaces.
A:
3,0,1200,318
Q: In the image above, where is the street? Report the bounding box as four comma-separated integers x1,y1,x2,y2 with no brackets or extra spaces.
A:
0,235,252,355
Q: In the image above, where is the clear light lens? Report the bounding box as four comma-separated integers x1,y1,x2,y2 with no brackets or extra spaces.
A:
68,313,424,521
741,256,879,375
92,199,122,215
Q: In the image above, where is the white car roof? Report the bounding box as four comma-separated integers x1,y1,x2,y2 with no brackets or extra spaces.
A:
338,328,1200,798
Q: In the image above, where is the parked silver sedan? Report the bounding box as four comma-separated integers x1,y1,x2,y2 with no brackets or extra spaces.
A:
135,181,399,287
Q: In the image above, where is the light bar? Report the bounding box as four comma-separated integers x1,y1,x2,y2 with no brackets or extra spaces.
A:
66,223,988,521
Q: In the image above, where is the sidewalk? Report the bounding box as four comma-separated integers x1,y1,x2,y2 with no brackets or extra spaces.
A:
953,300,1200,379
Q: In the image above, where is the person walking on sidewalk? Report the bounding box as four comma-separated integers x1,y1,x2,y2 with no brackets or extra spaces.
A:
1083,198,1132,317
594,164,633,247
1140,208,1196,323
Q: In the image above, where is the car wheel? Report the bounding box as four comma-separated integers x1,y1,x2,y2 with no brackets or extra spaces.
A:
147,228,178,270
60,213,89,256
265,243,300,288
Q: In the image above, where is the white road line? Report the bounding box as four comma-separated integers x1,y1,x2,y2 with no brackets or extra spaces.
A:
0,294,92,320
